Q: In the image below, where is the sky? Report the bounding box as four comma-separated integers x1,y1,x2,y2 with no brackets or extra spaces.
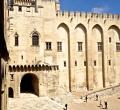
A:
60,0,120,14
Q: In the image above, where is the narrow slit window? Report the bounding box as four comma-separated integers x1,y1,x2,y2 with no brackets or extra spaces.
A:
64,61,66,67
18,6,22,12
109,37,111,43
78,42,83,52
94,60,96,66
75,61,77,66
108,60,111,66
84,61,86,66
15,32,19,46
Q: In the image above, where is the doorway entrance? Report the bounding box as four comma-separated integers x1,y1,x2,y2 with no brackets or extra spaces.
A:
20,73,39,96
8,87,14,98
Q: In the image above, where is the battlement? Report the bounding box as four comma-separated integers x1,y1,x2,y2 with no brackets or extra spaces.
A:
42,0,57,2
14,0,36,6
14,0,58,6
56,11,120,20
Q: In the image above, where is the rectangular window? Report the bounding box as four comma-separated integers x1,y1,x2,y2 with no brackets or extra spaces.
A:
64,61,66,67
108,60,111,66
78,42,82,51
97,42,102,52
18,6,22,12
109,37,111,43
116,42,120,52
84,61,86,66
46,42,52,50
57,42,62,52
75,61,77,66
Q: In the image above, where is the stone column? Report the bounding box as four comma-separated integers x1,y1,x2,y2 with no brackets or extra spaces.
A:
86,26,94,90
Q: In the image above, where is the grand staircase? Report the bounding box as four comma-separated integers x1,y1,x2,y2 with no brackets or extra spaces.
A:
8,93,64,110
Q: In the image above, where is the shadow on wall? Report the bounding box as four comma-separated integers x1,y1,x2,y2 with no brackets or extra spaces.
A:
0,0,9,109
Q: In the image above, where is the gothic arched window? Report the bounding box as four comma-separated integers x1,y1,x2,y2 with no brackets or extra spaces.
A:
15,32,19,46
32,32,39,46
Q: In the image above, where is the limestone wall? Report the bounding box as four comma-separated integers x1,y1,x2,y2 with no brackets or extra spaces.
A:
7,0,120,98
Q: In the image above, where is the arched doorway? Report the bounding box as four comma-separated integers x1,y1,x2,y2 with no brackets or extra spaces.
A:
8,87,14,98
20,73,39,96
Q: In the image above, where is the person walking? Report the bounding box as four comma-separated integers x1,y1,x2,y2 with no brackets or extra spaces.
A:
96,94,98,101
85,96,88,102
104,101,108,109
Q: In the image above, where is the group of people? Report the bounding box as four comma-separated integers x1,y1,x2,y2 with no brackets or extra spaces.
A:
84,95,108,109
63,94,108,110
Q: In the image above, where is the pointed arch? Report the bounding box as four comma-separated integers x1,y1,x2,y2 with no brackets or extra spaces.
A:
74,23,88,90
92,24,105,88
30,29,40,46
108,25,120,84
57,23,70,34
92,24,103,37
57,23,71,91
108,25,120,40
75,23,87,34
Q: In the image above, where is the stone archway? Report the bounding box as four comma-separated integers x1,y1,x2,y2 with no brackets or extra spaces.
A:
8,87,14,98
20,73,39,96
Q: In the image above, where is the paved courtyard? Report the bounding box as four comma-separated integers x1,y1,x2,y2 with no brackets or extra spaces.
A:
69,93,120,110
8,93,64,110
8,93,120,110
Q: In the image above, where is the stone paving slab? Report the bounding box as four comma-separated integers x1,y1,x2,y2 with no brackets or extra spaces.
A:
8,93,120,110
8,93,64,110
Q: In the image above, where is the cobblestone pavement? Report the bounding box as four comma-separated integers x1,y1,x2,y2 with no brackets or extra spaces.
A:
8,93,64,110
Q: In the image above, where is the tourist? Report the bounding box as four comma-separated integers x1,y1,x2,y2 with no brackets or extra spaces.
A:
85,96,88,102
96,94,98,101
104,101,108,109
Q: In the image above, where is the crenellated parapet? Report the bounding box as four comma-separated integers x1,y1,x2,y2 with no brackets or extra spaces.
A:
42,0,56,2
9,64,59,72
14,0,58,5
56,11,120,20
14,0,36,6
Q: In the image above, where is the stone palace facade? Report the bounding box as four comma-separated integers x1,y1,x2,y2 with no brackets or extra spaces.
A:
7,0,120,99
